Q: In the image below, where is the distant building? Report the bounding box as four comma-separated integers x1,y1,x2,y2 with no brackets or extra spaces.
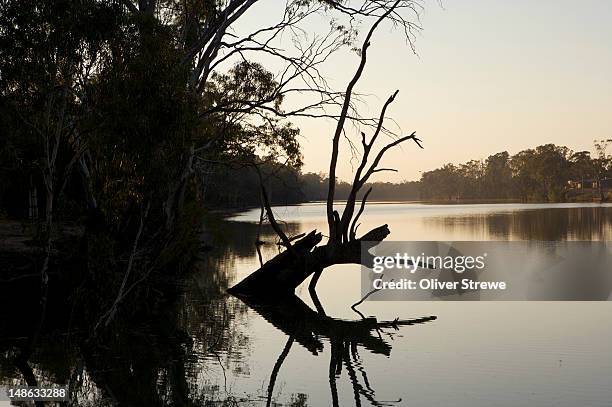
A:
568,179,595,189
567,178,612,190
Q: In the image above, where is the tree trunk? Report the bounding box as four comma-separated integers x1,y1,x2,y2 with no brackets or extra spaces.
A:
227,225,389,297
228,0,422,298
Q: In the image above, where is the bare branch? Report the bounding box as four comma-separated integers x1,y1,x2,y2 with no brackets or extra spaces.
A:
327,0,404,242
362,131,422,184
371,167,398,173
252,164,296,256
336,89,399,241
350,186,372,240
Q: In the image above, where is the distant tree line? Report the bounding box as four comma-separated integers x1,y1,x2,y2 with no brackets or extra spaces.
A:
200,142,612,207
199,165,421,208
419,142,612,202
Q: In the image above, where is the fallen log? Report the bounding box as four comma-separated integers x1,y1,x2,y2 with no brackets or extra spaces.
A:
227,224,390,297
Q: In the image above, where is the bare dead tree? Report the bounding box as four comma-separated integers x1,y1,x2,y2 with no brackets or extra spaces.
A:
228,0,423,298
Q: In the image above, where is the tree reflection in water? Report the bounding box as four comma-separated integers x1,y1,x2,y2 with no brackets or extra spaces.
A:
0,239,247,405
234,293,436,407
3,204,612,405
1,258,436,406
422,206,612,241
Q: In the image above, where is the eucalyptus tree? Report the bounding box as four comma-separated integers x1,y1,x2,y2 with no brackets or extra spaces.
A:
1,0,425,327
593,139,612,201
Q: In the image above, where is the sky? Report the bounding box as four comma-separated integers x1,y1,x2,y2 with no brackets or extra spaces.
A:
234,0,612,182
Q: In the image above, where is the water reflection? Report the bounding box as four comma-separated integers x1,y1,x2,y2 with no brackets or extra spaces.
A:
2,203,612,406
0,229,249,405
236,294,436,407
1,215,433,406
421,206,612,241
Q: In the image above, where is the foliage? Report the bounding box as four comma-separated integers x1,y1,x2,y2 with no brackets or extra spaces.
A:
0,0,304,249
204,142,611,207
420,143,611,202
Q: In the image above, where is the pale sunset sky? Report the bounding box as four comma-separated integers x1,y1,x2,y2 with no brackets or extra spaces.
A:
236,0,612,182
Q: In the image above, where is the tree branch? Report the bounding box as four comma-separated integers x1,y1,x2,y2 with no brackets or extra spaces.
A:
327,0,404,243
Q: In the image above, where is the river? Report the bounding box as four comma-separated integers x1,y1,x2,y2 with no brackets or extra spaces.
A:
1,202,611,406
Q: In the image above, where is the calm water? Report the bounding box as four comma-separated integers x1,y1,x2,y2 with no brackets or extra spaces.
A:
2,203,612,406
198,202,612,407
